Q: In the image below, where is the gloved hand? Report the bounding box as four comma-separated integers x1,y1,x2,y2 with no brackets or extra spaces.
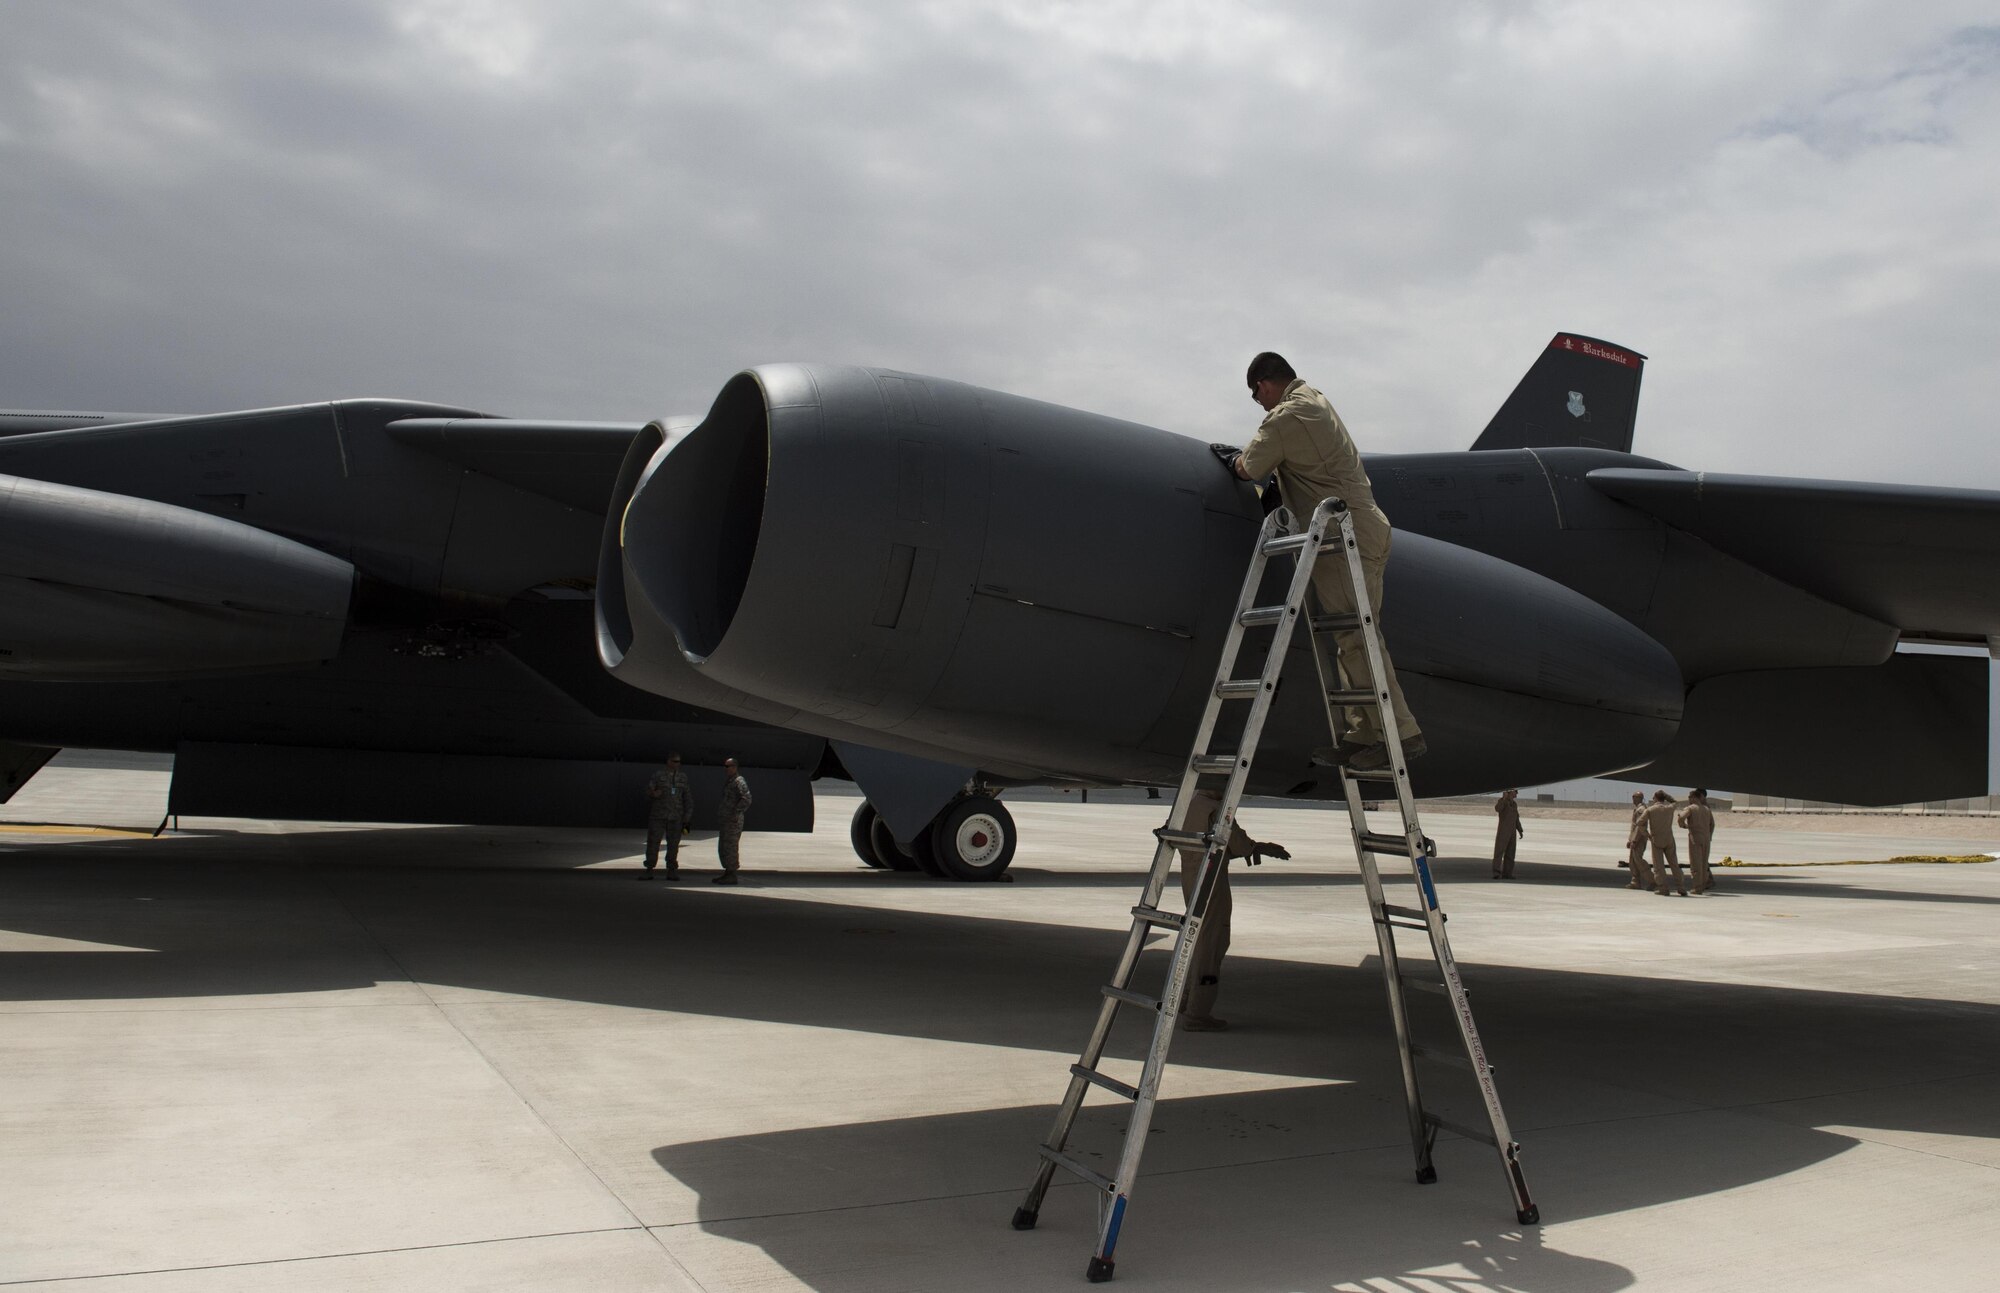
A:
1209,442,1242,466
1245,841,1291,866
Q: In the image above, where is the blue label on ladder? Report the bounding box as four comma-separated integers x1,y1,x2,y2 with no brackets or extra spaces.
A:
1415,856,1440,910
1102,1195,1128,1258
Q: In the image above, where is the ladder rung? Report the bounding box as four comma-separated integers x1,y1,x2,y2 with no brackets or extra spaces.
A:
1402,977,1450,996
1311,612,1362,632
1132,905,1186,931
1424,1113,1500,1148
1381,903,1432,922
1214,678,1264,699
1326,688,1380,706
1101,984,1161,1012
1070,1063,1139,1101
1410,1044,1477,1074
1153,828,1207,849
1343,765,1398,780
1261,534,1311,556
1238,605,1291,627
1191,754,1242,774
1358,831,1421,856
1038,1145,1115,1193
1386,918,1429,932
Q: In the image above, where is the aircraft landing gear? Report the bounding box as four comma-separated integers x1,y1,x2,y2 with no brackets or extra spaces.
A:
849,802,918,871
849,802,886,868
928,795,1015,882
849,796,1017,881
871,812,921,872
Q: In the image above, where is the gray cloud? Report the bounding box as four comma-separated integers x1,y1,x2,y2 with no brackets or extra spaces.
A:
2,1,1995,487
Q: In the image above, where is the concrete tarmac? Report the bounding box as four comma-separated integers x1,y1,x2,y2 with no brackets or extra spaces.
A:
3,765,1999,1290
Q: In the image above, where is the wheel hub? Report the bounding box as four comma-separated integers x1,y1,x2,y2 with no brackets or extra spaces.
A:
955,815,1005,865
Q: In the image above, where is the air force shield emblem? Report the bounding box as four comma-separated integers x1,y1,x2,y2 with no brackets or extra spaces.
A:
1566,390,1587,419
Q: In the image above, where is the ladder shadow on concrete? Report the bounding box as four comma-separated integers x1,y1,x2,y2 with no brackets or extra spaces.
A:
649,1076,1880,1293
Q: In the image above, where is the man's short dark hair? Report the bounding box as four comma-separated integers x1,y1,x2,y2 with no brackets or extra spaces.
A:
1246,352,1296,387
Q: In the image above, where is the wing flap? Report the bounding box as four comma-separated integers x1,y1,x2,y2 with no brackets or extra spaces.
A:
1587,468,2000,641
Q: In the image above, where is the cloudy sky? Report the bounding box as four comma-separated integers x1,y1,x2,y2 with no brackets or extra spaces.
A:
3,2,1996,486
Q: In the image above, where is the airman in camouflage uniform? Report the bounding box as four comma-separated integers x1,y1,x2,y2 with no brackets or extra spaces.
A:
642,753,691,881
714,758,751,885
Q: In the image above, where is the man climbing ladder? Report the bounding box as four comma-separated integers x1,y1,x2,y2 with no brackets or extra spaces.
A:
1233,351,1424,772
1010,498,1536,1283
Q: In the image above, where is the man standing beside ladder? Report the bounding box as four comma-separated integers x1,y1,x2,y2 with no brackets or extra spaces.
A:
1231,352,1424,772
1169,789,1291,1032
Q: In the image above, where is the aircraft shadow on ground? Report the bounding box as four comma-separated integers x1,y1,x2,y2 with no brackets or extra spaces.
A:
6,834,1999,1289
5,836,1998,1116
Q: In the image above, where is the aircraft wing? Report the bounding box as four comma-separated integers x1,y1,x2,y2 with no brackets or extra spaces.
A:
1587,468,2000,643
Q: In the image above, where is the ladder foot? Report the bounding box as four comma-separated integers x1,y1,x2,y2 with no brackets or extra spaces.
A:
1087,1256,1116,1283
1415,1165,1438,1185
1011,1206,1038,1231
1518,1205,1540,1226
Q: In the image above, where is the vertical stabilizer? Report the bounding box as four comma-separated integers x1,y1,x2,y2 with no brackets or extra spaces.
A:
1470,333,1645,452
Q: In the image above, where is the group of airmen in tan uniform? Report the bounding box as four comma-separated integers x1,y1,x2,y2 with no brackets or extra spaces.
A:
1491,788,1720,892
641,753,753,884
1625,788,1717,895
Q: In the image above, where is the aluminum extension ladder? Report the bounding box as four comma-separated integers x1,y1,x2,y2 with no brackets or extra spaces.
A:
1010,497,1537,1283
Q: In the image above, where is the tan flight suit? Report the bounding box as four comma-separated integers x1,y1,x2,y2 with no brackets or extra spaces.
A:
1240,380,1418,747
1677,799,1716,893
1625,800,1655,888
1492,794,1521,878
1645,799,1685,895
1172,790,1256,1022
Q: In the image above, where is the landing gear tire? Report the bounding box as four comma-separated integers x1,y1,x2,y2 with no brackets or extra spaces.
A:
849,802,889,869
907,823,949,877
869,813,921,872
929,795,1016,882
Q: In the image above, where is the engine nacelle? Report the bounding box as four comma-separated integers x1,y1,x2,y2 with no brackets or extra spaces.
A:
600,365,1685,796
0,473,353,678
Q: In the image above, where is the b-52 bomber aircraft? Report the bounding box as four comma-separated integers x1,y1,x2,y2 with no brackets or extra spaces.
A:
4,334,1994,883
